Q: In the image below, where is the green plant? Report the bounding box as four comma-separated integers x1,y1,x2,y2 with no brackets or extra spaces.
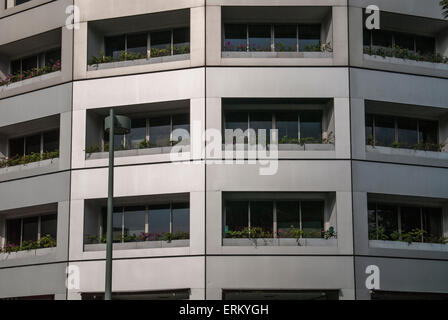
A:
299,137,322,145
118,51,146,61
151,47,171,58
173,45,190,55
88,52,113,65
162,231,190,243
138,140,150,149
86,145,101,154
1,235,57,254
39,234,57,248
413,142,445,152
366,135,375,147
0,150,60,169
123,234,137,243
369,226,389,240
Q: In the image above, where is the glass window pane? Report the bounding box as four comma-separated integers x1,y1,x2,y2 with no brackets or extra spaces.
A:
422,207,442,241
365,114,374,145
40,214,57,240
127,33,147,57
299,25,321,52
368,203,377,239
225,112,248,131
274,25,297,52
11,60,21,75
372,30,392,48
225,201,249,233
149,116,171,147
9,137,24,157
25,134,41,155
277,112,299,144
374,115,395,147
127,118,147,149
21,56,38,73
22,216,38,242
397,118,418,148
172,203,189,234
363,29,371,47
45,49,61,67
301,201,324,238
224,24,247,51
105,35,125,60
376,204,398,237
104,131,125,151
276,201,299,238
250,201,273,235
416,36,435,55
419,120,438,146
112,207,123,242
150,31,171,57
172,114,190,145
401,206,421,234
173,28,190,55
123,206,146,240
43,130,59,153
394,33,415,51
300,111,322,142
250,112,272,144
148,205,170,238
6,219,21,246
248,25,271,52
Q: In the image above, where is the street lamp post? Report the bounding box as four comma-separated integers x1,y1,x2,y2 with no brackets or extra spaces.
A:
104,109,130,300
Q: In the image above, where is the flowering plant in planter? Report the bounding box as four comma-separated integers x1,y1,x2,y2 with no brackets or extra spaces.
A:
364,45,448,64
0,150,59,169
151,47,172,58
0,61,61,87
173,45,190,55
1,235,56,254
226,227,273,239
223,41,246,52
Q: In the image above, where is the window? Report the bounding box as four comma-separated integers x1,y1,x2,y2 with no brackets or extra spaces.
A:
10,49,61,76
224,199,326,239
5,213,57,247
15,0,32,5
105,35,126,60
8,129,59,158
223,24,322,53
223,110,324,144
366,114,440,150
101,202,190,243
104,113,189,151
223,290,339,300
368,202,444,244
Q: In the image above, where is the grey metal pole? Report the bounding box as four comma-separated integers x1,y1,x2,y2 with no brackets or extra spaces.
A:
105,108,115,300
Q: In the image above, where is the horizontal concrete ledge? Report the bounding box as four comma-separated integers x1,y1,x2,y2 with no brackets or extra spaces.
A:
0,158,59,175
222,144,335,151
223,238,338,247
87,54,190,71
84,240,190,252
369,240,448,252
222,52,333,59
0,247,56,261
366,145,448,161
85,146,190,160
0,71,62,93
363,54,448,72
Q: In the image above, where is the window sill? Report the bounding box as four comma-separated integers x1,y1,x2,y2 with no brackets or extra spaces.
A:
222,52,332,59
369,240,448,252
0,71,62,92
83,240,190,252
87,54,190,71
0,247,57,260
222,144,334,151
366,145,448,160
85,146,189,160
223,238,337,247
363,54,448,71
0,158,59,174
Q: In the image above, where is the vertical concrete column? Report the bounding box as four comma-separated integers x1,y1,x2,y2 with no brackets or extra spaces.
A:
348,6,364,66
350,98,366,160
205,5,221,66
191,98,206,161
68,199,85,260
59,111,72,170
73,22,88,80
71,109,87,169
334,97,351,159
190,191,206,255
332,5,349,65
205,191,222,252
336,191,354,255
61,26,74,83
190,6,206,67
190,288,205,300
6,0,14,10
205,98,222,161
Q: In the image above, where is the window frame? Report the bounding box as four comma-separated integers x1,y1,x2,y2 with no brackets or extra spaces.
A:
7,129,60,158
5,213,58,247
10,48,61,76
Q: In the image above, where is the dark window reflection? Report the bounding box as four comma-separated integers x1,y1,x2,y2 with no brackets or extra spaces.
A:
277,112,299,144
22,217,38,242
376,204,398,238
374,115,395,147
250,201,273,234
224,24,247,51
9,137,24,157
105,35,125,60
127,33,147,57
25,134,41,155
43,130,59,153
250,112,272,144
301,201,324,237
172,203,190,234
397,118,418,148
149,116,171,147
300,111,322,142
372,30,392,48
127,119,147,149
394,33,415,51
225,201,249,233
274,25,297,52
124,206,146,239
276,201,299,237
401,206,421,233
299,25,321,52
148,204,170,235
248,25,271,52
6,219,21,246
150,31,171,57
40,214,57,239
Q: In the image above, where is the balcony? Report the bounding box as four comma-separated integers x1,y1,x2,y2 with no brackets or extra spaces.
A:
0,115,60,175
222,193,337,248
368,195,448,252
0,29,62,92
364,101,448,163
0,203,58,259
84,101,190,160
222,99,335,152
83,194,190,252
87,9,190,72
221,6,333,60
222,290,339,300
81,289,190,300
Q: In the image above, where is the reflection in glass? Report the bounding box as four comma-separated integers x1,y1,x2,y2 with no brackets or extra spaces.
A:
40,214,57,239
394,32,415,51
374,116,395,147
301,201,324,238
128,119,147,149
22,217,38,242
397,118,417,148
6,219,21,246
150,31,171,57
9,137,24,157
248,25,271,52
274,25,297,52
148,205,170,235
401,206,421,233
25,134,41,155
300,111,322,142
299,25,321,52
250,112,272,144
250,201,273,234
149,116,171,147
276,201,299,237
372,30,392,48
225,201,248,233
173,28,190,55
43,130,59,153
376,205,398,237
105,35,125,60
172,114,190,145
277,112,299,144
127,33,148,57
124,206,146,239
224,24,247,51
419,120,438,146
172,203,190,234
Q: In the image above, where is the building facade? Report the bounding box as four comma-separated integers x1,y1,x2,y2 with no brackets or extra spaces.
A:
0,0,447,300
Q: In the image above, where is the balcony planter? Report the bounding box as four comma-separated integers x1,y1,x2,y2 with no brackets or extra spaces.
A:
221,52,332,59
0,247,56,260
366,145,448,160
83,239,190,252
0,71,61,92
369,240,448,252
85,146,190,160
87,54,190,71
304,144,335,151
223,238,337,247
363,54,448,71
0,158,58,174
278,144,305,151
